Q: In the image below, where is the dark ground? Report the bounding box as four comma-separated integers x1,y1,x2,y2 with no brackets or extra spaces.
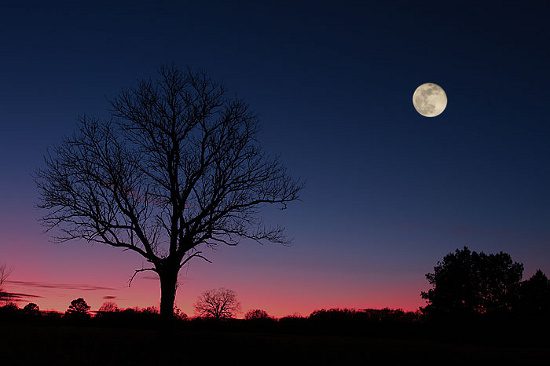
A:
1,323,549,365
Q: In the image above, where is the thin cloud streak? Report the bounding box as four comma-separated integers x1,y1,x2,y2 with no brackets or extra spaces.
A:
0,291,43,302
141,275,159,280
7,280,117,291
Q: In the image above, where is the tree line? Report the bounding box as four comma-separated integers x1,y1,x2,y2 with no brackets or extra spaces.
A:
421,246,550,321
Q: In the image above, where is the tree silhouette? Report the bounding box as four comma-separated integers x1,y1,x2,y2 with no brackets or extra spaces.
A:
421,246,523,318
514,269,550,317
194,288,241,319
244,308,271,320
36,66,302,319
0,264,9,302
98,301,119,313
65,298,91,319
174,306,188,321
23,303,40,316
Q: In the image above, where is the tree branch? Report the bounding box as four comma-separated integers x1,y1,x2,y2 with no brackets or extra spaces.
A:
128,267,157,287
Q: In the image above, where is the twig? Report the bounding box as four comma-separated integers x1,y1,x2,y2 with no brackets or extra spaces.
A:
128,267,156,287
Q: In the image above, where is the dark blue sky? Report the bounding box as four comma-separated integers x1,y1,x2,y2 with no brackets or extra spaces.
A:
1,1,549,313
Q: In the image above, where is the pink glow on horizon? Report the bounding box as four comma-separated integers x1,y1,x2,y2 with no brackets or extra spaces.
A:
3,253,426,318
1,216,427,317
5,274,424,317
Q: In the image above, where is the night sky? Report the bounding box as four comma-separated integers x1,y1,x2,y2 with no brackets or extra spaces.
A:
1,1,550,317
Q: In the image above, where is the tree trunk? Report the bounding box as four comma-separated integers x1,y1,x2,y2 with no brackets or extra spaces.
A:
158,266,178,320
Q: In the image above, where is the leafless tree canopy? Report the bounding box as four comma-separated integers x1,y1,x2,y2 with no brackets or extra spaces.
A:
0,264,9,302
36,66,302,317
98,301,119,313
38,66,301,262
0,264,7,286
194,288,241,319
244,308,271,320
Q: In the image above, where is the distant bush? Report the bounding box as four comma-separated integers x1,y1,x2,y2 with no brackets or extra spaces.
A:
514,270,550,318
42,311,63,321
309,308,418,324
98,301,119,313
278,314,307,328
23,303,40,317
93,306,164,327
309,308,357,321
141,306,159,315
174,306,188,321
245,309,271,320
0,302,19,318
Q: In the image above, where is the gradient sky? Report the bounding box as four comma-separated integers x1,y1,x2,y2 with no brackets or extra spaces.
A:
1,0,550,317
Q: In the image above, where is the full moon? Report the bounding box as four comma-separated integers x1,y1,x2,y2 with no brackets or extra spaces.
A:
412,83,447,117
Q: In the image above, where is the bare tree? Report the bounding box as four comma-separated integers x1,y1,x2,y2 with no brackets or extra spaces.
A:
98,301,119,313
244,308,271,320
37,66,302,319
0,264,7,286
0,264,9,303
194,288,241,319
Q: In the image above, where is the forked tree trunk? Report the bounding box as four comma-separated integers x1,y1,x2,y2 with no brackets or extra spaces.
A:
158,265,179,320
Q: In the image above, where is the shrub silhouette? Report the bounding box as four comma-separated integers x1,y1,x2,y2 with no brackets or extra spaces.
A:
174,306,188,321
98,301,119,313
93,306,163,326
307,308,419,335
245,309,271,320
309,308,357,322
141,306,159,315
23,303,40,316
0,302,19,316
514,269,550,318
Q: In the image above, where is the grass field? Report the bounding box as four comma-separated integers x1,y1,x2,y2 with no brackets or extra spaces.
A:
1,323,549,365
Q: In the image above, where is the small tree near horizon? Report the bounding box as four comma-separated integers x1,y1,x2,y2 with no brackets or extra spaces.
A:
37,66,302,320
0,264,10,303
514,269,550,316
65,298,91,319
98,301,119,313
142,306,159,314
23,303,40,316
245,308,271,320
194,288,241,319
174,305,188,321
